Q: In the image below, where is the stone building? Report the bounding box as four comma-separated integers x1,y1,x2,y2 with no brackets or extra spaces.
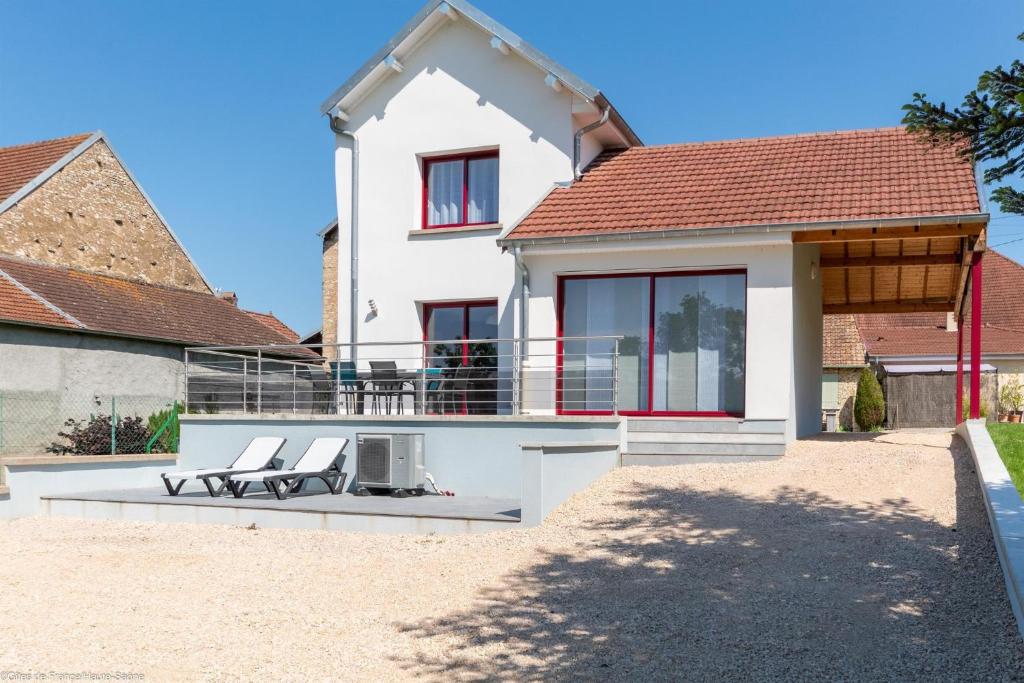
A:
0,132,296,454
822,314,868,430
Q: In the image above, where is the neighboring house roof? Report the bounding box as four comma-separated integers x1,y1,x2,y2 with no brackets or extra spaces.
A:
858,325,1024,357
243,310,299,342
0,255,296,347
319,0,640,147
506,127,981,240
0,131,215,293
0,270,79,330
318,218,338,239
824,250,1024,359
822,314,866,366
0,133,92,204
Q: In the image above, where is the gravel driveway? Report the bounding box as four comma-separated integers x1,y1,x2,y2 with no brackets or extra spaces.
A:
0,430,1021,680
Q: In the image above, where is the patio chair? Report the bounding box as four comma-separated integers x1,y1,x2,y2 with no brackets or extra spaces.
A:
444,365,471,414
367,360,416,414
160,436,286,497
332,360,360,414
226,437,349,500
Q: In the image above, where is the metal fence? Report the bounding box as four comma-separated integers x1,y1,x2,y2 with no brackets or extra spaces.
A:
184,336,623,416
0,393,180,456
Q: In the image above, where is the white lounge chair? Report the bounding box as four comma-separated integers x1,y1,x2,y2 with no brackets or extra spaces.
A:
161,436,286,497
227,437,349,500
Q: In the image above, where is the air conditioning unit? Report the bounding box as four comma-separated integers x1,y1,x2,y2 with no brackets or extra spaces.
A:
356,433,425,496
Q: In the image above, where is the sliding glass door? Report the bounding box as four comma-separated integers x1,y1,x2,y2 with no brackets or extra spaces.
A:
560,277,649,412
559,271,746,416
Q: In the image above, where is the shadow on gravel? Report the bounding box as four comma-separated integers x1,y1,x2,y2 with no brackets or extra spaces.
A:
395,438,1024,681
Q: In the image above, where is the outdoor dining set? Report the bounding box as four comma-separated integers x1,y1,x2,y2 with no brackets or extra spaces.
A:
331,360,499,415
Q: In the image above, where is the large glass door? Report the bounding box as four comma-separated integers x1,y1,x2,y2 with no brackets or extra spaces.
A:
652,273,746,414
560,277,649,412
423,300,498,414
559,271,746,416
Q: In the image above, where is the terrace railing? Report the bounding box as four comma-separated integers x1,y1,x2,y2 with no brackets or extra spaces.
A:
183,336,622,417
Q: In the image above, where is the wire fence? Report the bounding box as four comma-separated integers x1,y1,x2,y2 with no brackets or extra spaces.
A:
0,393,180,457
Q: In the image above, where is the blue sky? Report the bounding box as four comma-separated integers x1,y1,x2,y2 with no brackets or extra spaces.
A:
2,0,1023,334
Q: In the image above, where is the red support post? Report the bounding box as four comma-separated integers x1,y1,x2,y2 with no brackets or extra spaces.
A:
970,251,983,420
956,314,964,425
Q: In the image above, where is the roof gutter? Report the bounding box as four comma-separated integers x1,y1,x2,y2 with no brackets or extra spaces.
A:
329,116,360,364
499,212,990,249
573,106,610,180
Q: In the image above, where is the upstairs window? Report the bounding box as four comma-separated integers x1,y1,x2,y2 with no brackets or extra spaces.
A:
423,152,498,228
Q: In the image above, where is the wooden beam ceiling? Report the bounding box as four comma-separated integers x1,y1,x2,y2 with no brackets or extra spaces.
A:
823,302,955,314
794,223,983,244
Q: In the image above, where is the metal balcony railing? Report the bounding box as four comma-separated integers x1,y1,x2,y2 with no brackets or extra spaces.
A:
183,336,622,417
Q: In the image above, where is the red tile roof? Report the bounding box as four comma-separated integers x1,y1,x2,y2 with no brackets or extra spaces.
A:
828,251,1024,358
0,133,92,205
0,271,78,329
823,314,867,366
0,256,297,347
243,310,299,343
508,127,981,240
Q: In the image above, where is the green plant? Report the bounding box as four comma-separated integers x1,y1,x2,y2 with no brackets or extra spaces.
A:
963,391,991,421
1002,379,1024,413
853,368,885,431
146,403,182,453
48,414,153,455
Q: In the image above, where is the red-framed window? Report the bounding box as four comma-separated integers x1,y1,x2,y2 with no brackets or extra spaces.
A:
555,270,747,418
422,300,499,366
421,151,499,229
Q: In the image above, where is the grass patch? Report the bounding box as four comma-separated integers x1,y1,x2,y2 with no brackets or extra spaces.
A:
987,423,1024,496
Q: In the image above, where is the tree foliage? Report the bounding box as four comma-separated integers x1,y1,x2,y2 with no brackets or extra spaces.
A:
902,33,1024,214
854,368,885,431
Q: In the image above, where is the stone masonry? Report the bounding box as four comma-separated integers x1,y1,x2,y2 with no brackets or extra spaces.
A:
0,140,209,293
321,226,338,360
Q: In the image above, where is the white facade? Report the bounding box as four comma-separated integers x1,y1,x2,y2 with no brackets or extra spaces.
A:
331,16,620,354
323,0,823,440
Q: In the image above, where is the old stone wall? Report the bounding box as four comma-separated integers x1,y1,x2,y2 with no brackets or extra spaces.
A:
836,368,861,430
0,141,209,292
0,324,184,454
321,228,338,360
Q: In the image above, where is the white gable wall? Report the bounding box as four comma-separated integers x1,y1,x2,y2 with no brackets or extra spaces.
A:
332,19,608,351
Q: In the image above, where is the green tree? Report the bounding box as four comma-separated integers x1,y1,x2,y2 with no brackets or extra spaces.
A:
854,368,885,431
902,33,1024,214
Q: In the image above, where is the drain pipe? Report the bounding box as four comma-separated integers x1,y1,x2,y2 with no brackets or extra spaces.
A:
512,245,530,414
573,106,610,180
330,116,359,364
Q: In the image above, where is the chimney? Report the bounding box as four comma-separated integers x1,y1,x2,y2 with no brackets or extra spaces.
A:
219,291,238,307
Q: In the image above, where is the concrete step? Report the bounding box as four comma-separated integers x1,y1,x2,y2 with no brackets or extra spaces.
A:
626,418,786,434
627,431,785,445
623,453,782,466
626,441,785,457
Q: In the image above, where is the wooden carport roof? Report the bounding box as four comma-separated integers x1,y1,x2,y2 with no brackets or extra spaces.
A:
795,217,987,317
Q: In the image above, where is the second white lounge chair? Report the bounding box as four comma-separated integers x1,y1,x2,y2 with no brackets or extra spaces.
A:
161,436,286,497
227,437,349,500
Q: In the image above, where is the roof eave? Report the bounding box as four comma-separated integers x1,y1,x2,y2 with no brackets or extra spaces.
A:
317,0,641,146
500,212,991,248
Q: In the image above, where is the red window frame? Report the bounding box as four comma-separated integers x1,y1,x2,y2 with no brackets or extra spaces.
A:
421,151,499,229
422,299,499,365
555,269,748,418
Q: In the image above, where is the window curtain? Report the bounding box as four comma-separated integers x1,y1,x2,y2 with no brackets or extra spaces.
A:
467,157,498,224
427,160,462,226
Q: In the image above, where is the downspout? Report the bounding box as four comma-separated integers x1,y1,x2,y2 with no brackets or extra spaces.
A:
512,245,530,414
330,116,359,363
573,106,610,180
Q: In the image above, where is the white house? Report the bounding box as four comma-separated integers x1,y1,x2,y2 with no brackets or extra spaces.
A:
317,0,988,449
